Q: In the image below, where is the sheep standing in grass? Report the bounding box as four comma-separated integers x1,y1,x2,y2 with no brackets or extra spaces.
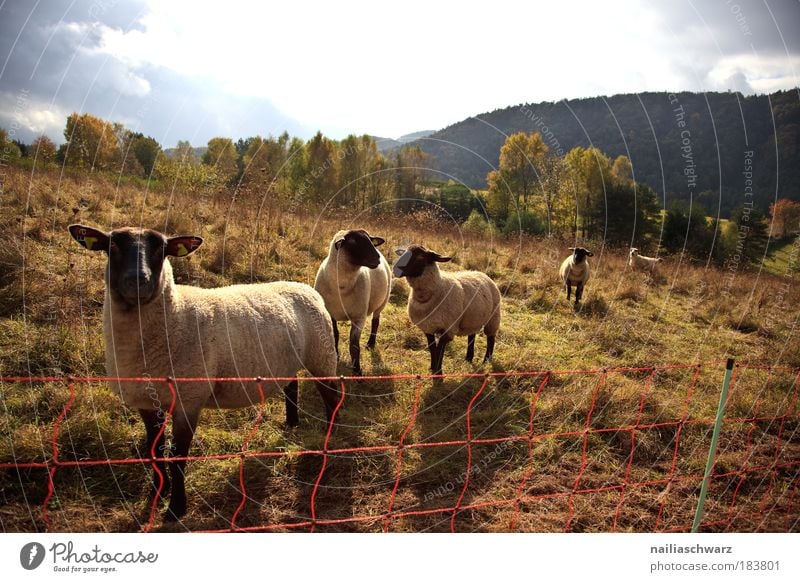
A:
629,248,662,272
393,244,500,375
559,247,593,305
68,224,339,521
314,229,391,375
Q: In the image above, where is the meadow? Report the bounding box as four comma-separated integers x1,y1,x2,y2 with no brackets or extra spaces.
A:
0,164,797,532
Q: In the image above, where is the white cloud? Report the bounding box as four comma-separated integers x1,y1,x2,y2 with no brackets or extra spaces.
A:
0,91,67,141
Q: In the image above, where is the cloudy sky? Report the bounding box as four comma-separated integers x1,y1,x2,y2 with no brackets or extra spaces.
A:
0,0,798,147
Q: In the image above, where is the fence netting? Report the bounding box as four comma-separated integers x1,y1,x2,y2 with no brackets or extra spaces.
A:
0,362,797,532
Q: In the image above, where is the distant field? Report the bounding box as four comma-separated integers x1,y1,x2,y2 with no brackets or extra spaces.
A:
0,165,797,532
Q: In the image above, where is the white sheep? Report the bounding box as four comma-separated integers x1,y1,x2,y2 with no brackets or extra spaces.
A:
68,224,339,521
559,246,593,305
629,247,662,272
393,244,500,375
314,229,391,375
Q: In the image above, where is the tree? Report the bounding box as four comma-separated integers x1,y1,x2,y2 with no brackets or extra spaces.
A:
304,131,338,204
496,132,549,207
132,135,161,177
485,169,513,223
564,146,613,239
173,140,198,165
593,182,659,245
661,201,714,257
394,145,430,211
62,112,120,170
30,135,57,165
611,155,633,184
114,124,144,176
203,137,238,184
769,198,800,237
0,128,22,163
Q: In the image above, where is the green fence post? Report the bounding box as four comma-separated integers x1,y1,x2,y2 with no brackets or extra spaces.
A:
692,358,735,532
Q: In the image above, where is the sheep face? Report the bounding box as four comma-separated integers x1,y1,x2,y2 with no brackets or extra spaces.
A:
630,248,639,257
393,244,451,278
68,225,202,307
334,229,385,269
569,246,594,264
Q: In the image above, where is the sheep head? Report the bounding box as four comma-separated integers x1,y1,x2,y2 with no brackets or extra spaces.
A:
392,244,451,278
68,224,202,308
333,229,385,269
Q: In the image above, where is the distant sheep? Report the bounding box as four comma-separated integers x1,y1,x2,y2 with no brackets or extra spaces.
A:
68,224,339,521
629,248,662,272
314,229,391,375
559,247,593,305
393,244,500,375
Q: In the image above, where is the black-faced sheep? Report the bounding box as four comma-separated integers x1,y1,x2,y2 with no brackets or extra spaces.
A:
559,247,593,305
68,224,339,521
393,244,500,375
314,229,391,375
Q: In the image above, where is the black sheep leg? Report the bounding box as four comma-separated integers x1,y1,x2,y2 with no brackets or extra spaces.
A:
484,335,495,363
164,409,201,522
366,314,380,349
426,333,437,372
466,334,476,362
284,380,299,427
434,334,452,375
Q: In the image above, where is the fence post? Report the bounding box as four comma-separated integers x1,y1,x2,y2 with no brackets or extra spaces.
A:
692,358,734,532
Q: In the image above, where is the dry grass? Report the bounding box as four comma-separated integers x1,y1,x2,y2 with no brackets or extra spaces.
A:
0,164,798,532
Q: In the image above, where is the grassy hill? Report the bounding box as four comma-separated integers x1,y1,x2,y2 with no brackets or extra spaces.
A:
0,165,797,532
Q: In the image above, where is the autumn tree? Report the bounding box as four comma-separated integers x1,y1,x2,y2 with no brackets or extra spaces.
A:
30,135,57,165
203,137,238,184
564,146,613,238
304,131,338,204
241,133,292,196
62,112,121,170
769,198,800,237
611,155,633,184
394,145,430,211
173,140,198,165
0,128,22,163
498,132,549,206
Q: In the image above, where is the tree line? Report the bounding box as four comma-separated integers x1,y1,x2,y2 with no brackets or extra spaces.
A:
2,112,797,267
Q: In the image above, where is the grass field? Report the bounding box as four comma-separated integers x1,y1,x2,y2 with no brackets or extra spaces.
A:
0,165,798,532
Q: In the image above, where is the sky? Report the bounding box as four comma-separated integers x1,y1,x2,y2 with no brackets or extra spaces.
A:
0,0,798,147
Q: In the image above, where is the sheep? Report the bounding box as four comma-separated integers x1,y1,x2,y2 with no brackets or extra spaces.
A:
629,247,662,272
393,244,500,375
68,224,339,521
559,246,594,305
314,229,391,375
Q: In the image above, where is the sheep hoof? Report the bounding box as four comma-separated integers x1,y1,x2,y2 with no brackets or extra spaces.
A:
465,356,474,363
351,366,363,376
163,504,186,522
366,341,376,350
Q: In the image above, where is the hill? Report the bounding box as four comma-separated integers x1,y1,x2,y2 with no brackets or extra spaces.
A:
372,130,436,152
410,90,800,216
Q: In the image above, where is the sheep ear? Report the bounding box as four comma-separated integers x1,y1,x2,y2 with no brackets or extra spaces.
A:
68,224,109,252
587,251,594,257
568,247,575,251
334,237,345,250
395,248,406,257
428,251,451,263
370,236,385,247
166,236,203,257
